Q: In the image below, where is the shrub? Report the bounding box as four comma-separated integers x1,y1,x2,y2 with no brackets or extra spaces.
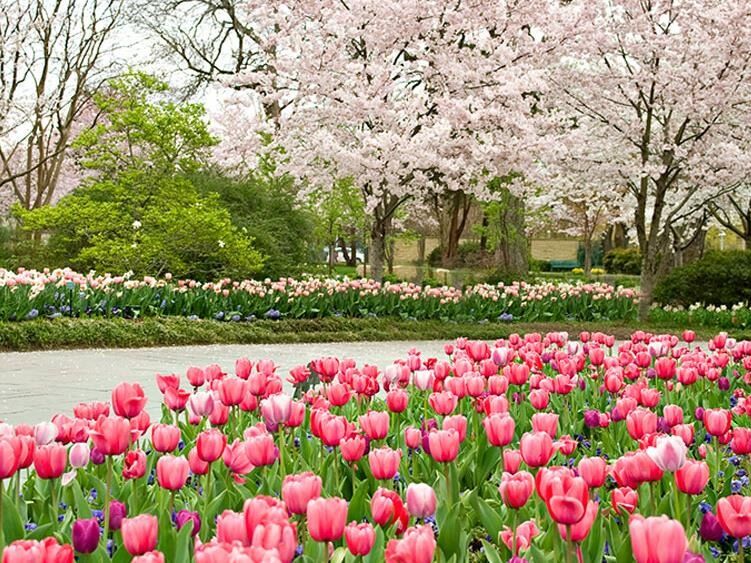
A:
529,259,552,272
427,241,485,267
604,247,642,275
654,250,751,307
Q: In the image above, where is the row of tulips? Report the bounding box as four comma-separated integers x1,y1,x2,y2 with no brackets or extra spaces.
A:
0,268,637,322
2,329,751,561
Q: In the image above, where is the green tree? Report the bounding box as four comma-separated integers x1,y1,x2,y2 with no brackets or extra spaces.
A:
16,71,263,279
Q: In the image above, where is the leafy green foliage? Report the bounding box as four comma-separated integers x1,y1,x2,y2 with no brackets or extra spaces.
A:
655,250,751,307
15,72,263,279
603,247,642,275
190,163,316,278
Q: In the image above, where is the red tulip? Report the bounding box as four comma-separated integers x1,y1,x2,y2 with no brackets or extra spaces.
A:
122,514,158,556
384,524,436,563
33,443,67,479
282,472,322,515
483,413,515,447
499,471,534,508
629,514,687,563
703,408,732,437
111,382,147,419
360,411,389,441
122,450,147,480
156,455,189,490
369,446,401,480
577,456,607,488
519,431,554,468
89,416,131,456
406,483,436,518
151,424,180,453
307,497,348,542
345,522,376,556
427,429,460,462
717,495,751,538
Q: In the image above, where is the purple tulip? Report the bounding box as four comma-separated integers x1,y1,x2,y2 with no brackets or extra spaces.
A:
683,552,706,563
90,447,105,465
699,512,724,542
694,407,705,421
718,377,730,391
72,517,100,553
583,410,601,428
109,500,127,531
175,510,201,536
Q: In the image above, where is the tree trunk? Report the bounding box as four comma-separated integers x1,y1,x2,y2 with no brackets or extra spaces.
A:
387,238,395,275
338,238,352,266
350,237,358,267
583,236,593,275
479,213,489,254
638,265,656,322
494,190,528,275
441,191,472,267
328,242,335,274
370,220,387,281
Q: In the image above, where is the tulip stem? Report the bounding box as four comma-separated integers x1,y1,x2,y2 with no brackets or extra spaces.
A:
203,464,212,540
715,438,722,491
443,463,452,504
740,542,745,563
0,478,5,551
50,479,58,525
278,429,286,478
510,509,517,556
102,456,113,547
565,526,572,563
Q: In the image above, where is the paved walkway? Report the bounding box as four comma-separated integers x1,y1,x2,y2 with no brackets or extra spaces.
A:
0,341,448,425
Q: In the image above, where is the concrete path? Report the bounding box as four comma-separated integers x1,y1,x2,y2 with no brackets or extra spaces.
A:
0,341,448,425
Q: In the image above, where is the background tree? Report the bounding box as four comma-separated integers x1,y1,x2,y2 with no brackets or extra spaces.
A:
16,72,263,278
0,0,125,210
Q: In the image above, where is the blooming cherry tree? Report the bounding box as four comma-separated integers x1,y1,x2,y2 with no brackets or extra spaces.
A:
550,0,751,317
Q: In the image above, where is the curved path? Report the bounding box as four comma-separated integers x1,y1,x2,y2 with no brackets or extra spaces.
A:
0,341,448,425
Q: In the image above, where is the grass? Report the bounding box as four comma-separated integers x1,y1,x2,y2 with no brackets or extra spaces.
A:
0,316,741,352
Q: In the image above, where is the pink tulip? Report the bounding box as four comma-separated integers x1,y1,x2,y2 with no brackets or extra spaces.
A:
428,429,460,463
499,471,534,509
406,483,437,518
404,427,421,449
121,514,158,556
340,434,367,463
89,416,131,456
188,448,209,475
216,510,249,544
629,515,687,563
386,389,409,413
122,450,147,480
675,460,709,495
156,455,189,490
483,413,515,447
235,357,252,379
307,497,348,542
111,382,147,419
282,472,322,515
188,391,214,417
703,408,732,437
646,435,687,472
245,434,278,467
428,391,457,415
503,449,522,474
261,394,292,430
519,431,554,468
196,428,227,463
369,446,401,480
717,495,751,538
218,377,247,407
359,411,389,441
531,413,558,438
33,443,67,479
345,522,376,556
385,524,436,563
151,424,180,453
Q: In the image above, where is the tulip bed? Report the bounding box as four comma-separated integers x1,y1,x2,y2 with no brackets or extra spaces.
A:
2,330,751,562
0,268,638,323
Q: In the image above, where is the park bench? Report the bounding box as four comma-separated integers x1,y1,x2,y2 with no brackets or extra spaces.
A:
549,259,581,271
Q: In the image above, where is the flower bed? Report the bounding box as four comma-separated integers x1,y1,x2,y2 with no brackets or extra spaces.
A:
0,268,638,323
0,330,748,562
